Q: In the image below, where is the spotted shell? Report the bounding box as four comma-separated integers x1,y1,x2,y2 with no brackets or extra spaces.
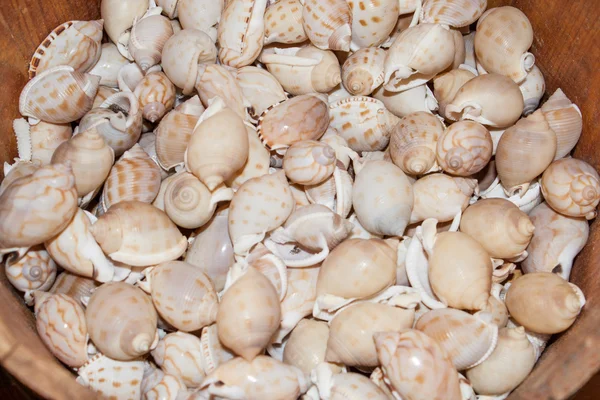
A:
178,0,223,41
133,71,176,123
235,66,287,118
420,0,487,27
77,354,145,399
348,0,399,50
264,0,307,45
541,88,583,160
342,47,386,96
302,0,351,51
436,121,493,176
195,63,249,120
151,332,206,388
283,140,336,185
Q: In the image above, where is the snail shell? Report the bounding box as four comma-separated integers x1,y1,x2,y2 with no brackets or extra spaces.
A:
218,0,267,67
475,283,509,329
141,367,188,400
389,111,444,175
541,88,583,160
225,125,270,189
49,271,100,308
496,110,557,196
475,6,534,83
283,319,332,375
446,73,525,128
151,332,206,388
128,14,174,71
5,246,57,296
92,86,118,108
34,292,88,368
353,160,413,236
29,20,103,79
381,12,413,48
519,65,545,116
90,201,188,266
264,0,306,45
283,140,336,185
257,94,330,150
19,66,99,124
372,83,439,118
429,231,493,311
466,327,536,395
324,371,389,400
348,0,399,50
436,121,493,176
319,127,358,169
326,302,414,368
305,166,353,219
420,0,487,27
302,0,351,51
77,354,145,399
0,163,77,251
217,267,281,360
342,48,386,96
89,43,130,88
522,202,589,280
178,0,222,41
86,282,158,360
235,66,287,118
133,71,176,123
26,121,72,166
101,0,148,49
374,330,462,400
0,159,40,197
162,29,217,95
505,272,585,334
415,308,498,370
196,64,249,120
433,68,476,119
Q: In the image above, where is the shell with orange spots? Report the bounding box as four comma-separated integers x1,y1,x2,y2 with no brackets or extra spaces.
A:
133,71,176,123
151,332,207,388
141,367,189,400
420,0,487,28
77,354,146,400
264,0,307,45
348,0,399,50
178,0,223,42
302,0,352,51
342,47,386,96
5,246,57,296
541,88,583,160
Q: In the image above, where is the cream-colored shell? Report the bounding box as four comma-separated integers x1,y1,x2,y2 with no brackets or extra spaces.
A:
178,0,223,41
195,64,248,120
283,319,331,375
305,166,353,219
436,121,493,176
77,354,145,399
319,127,358,169
302,0,351,51
342,47,386,96
225,125,270,189
235,66,287,118
519,65,545,116
89,43,130,87
151,332,206,388
25,121,72,166
264,0,307,45
49,271,101,307
373,83,439,118
92,86,118,108
0,160,40,197
475,283,509,329
283,140,336,185
134,71,176,123
101,0,148,47
5,246,57,295
324,371,389,400
420,0,487,27
141,368,188,400
541,89,583,160
348,0,399,50
128,14,174,71
433,68,476,119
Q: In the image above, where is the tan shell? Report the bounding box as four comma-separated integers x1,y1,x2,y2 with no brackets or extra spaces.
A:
218,0,267,67
305,166,353,219
77,354,145,399
177,0,222,41
445,73,525,128
342,47,386,96
505,272,585,334
141,367,188,400
319,127,358,169
89,43,130,88
92,86,118,108
86,282,158,360
475,283,509,328
5,246,57,295
541,89,583,160
235,66,287,118
49,271,101,308
25,121,71,166
381,12,413,48
475,6,534,83
101,0,148,47
0,160,40,197
195,64,248,120
199,324,236,374
496,110,557,196
128,14,174,71
326,372,389,400
348,0,399,50
283,140,336,185
134,71,176,123
420,0,487,27
264,0,307,45
302,0,351,51
519,65,546,116
283,319,331,375
225,125,270,189
372,83,439,118
90,201,188,266
436,121,493,176
433,68,476,119
151,332,206,388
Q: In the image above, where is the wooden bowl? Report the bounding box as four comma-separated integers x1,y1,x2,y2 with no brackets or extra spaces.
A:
1,0,599,399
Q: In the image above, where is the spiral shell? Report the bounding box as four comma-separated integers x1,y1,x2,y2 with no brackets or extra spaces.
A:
5,246,57,295
89,43,130,88
92,86,118,108
324,371,390,400
77,354,145,399
420,0,487,27
178,0,222,41
436,121,492,176
342,47,386,96
373,83,439,118
348,0,399,50
283,140,336,185
283,319,332,375
235,66,287,118
302,0,351,51
49,271,100,308
264,0,306,45
141,367,188,400
133,71,176,123
151,332,206,388
433,68,476,119
101,0,148,48
128,14,174,71
541,88,583,160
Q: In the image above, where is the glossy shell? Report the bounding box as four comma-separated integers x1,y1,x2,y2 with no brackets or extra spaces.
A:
134,72,176,123
264,0,307,45
542,89,583,160
348,0,399,50
342,47,386,96
436,121,493,176
283,140,336,185
128,14,174,71
177,0,222,41
89,43,130,87
5,246,57,295
420,0,487,27
433,68,476,119
282,319,331,375
302,0,351,51
195,63,248,120
226,125,270,189
77,354,145,399
235,66,287,118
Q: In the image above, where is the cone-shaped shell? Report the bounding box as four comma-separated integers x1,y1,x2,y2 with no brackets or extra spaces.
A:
283,140,336,185
283,319,331,375
5,246,57,294
541,89,583,160
436,121,493,176
218,0,267,67
264,0,307,45
302,0,351,51
420,0,487,27
348,0,399,50
342,48,386,96
433,68,476,119
128,14,174,71
86,282,158,360
150,332,206,388
134,72,176,123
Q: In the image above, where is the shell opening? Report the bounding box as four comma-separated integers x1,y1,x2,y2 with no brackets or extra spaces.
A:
522,52,536,75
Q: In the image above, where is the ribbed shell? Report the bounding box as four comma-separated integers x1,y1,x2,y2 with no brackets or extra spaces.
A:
49,271,100,307
5,246,57,294
436,121,493,176
128,14,174,71
134,72,176,123
420,0,487,27
195,64,248,120
89,43,130,88
282,319,330,375
302,0,352,51
541,89,583,160
348,0,399,50
235,66,287,118
77,354,145,400
433,68,476,119
264,0,307,45
0,160,39,197
141,368,187,400
218,0,267,67
199,324,236,374
151,332,206,388
342,47,386,96
283,140,336,185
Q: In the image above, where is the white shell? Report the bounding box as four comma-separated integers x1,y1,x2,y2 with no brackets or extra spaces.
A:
348,0,399,50
178,0,223,41
77,354,145,399
151,332,206,388
519,65,545,116
5,246,57,298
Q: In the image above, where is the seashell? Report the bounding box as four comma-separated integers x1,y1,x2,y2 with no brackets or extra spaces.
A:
5,246,57,301
77,354,145,399
302,0,351,51
429,231,493,310
50,271,100,308
475,283,509,328
389,111,444,175
24,121,72,166
348,0,399,50
225,125,270,189
466,327,536,395
100,144,161,212
372,83,439,118
185,100,249,190
445,73,524,128
283,319,334,375
381,12,413,48
319,127,358,169
257,94,329,150
505,272,585,334
342,48,386,96
242,245,289,300
264,0,306,45
29,20,103,79
217,267,281,360
433,68,476,119
128,15,174,71
319,370,389,400
91,201,188,266
420,0,487,27
151,331,206,388
137,131,169,180
92,86,118,108
305,166,353,218
475,6,534,83
476,173,544,214
141,367,188,400
410,174,477,224
463,31,476,69
326,302,414,368
218,0,268,67
283,140,336,185
436,121,493,176
195,64,248,120
353,160,413,236
384,23,455,92
374,330,462,400
156,0,179,18
178,0,222,41
450,31,466,69
198,324,236,374
34,292,88,368
116,62,144,92
89,42,129,87
162,29,217,95
86,282,158,360
522,202,589,280
415,308,498,370
541,88,583,160
101,0,148,50
20,66,99,124
460,198,534,260
235,66,287,118
0,163,77,251
496,110,557,196
134,72,176,123
519,65,545,116
0,159,40,197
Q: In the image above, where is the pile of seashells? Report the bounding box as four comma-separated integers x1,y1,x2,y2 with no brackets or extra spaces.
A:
1,0,597,398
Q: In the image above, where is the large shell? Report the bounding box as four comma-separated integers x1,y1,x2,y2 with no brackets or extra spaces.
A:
5,247,57,296
519,65,545,116
433,68,476,119
178,0,223,41
302,0,351,51
389,111,444,175
445,73,524,128
283,319,331,375
151,331,206,388
235,66,287,118
522,202,589,280
541,89,583,160
90,201,188,266
342,47,386,96
217,267,281,360
264,0,307,45
353,160,413,236
283,140,336,185
86,282,158,360
436,121,493,176
420,0,487,27
195,64,248,120
134,71,176,123
77,354,145,399
372,83,439,118
348,0,399,50
128,14,174,71
101,0,148,47
496,110,557,196
218,0,267,67
374,330,462,400
29,20,103,79
49,271,101,307
19,66,99,124
225,125,270,189
0,163,77,251
415,308,498,370
475,6,534,83
89,43,130,87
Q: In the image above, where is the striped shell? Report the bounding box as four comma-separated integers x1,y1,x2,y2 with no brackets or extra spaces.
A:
541,88,583,160
5,246,57,295
235,66,287,118
49,271,100,307
77,354,145,399
436,121,493,176
302,0,352,51
89,43,130,88
264,0,307,45
342,47,386,96
348,0,399,50
141,368,188,400
133,72,176,123
151,332,206,388
177,0,223,41
128,14,174,71
199,324,236,374
420,0,487,27
195,64,248,120
283,140,336,185
0,160,40,197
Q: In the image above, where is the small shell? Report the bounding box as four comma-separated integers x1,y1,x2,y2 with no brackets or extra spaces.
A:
93,86,118,108
89,43,131,88
389,111,444,175
519,65,545,116
283,319,331,375
319,127,358,169
283,140,336,185
134,72,176,122
218,0,267,67
342,48,386,96
475,283,509,328
348,0,399,50
128,14,174,71
302,0,351,51
217,267,281,360
505,272,585,334
496,110,557,196
196,64,248,120
420,0,487,27
475,6,534,83
264,0,306,45
178,0,222,41
306,166,353,218
433,68,476,119
446,73,524,128
541,89,583,160
5,246,57,296
20,66,100,124
90,201,188,266
151,332,206,388
86,282,158,360
49,271,100,307
77,354,145,399
141,367,188,400
436,121,492,176
353,160,413,236
34,293,88,368
225,125,271,189
26,121,72,166
373,83,439,118
235,66,287,118
29,20,103,79
101,0,148,47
